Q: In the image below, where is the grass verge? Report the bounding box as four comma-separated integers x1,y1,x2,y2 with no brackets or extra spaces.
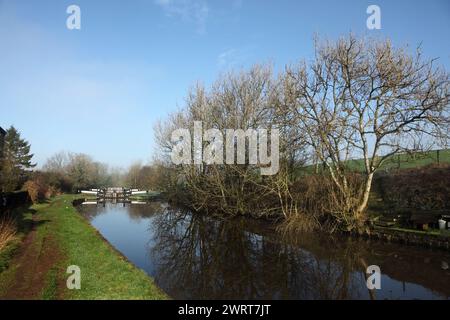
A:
0,194,168,300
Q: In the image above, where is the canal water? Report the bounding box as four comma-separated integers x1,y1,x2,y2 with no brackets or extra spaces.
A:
78,202,450,300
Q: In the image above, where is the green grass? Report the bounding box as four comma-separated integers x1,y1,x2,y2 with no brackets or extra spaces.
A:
42,267,59,300
0,205,35,296
44,194,168,299
0,240,20,296
0,238,20,274
0,205,34,273
0,195,169,300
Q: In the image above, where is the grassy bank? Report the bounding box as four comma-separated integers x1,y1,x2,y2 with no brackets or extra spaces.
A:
0,205,34,274
0,194,168,300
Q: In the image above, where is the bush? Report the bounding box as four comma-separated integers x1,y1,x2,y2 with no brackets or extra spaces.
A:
283,173,367,233
0,215,16,252
22,172,61,204
23,180,40,204
376,164,450,210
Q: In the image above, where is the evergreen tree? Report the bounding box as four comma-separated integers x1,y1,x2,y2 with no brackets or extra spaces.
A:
0,126,36,192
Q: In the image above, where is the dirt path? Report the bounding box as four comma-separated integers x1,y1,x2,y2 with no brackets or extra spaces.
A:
1,213,63,299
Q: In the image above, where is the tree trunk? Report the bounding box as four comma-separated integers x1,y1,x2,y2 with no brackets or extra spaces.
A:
357,172,374,218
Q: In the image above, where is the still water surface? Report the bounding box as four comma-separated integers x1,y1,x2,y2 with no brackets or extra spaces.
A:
78,202,450,299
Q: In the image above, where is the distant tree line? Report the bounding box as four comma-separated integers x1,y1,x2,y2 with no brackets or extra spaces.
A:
0,126,160,203
40,153,161,197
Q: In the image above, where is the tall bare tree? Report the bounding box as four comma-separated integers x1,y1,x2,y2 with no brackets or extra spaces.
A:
283,35,449,228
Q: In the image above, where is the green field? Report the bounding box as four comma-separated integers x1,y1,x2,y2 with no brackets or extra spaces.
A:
299,149,450,174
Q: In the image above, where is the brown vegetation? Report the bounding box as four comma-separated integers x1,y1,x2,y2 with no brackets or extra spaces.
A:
0,215,16,251
376,164,450,211
23,175,60,204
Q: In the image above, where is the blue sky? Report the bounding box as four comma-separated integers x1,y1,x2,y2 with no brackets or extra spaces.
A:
1,0,449,168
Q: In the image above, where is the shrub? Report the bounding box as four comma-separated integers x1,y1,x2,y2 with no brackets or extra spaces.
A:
376,164,450,210
23,180,40,204
23,173,61,204
0,215,16,252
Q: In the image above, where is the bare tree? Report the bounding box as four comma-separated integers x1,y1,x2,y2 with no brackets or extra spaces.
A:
284,35,449,229
155,65,290,217
42,151,68,174
125,161,143,188
43,152,116,191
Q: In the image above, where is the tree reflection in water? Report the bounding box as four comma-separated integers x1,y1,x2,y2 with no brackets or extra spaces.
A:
149,207,371,299
78,202,450,300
